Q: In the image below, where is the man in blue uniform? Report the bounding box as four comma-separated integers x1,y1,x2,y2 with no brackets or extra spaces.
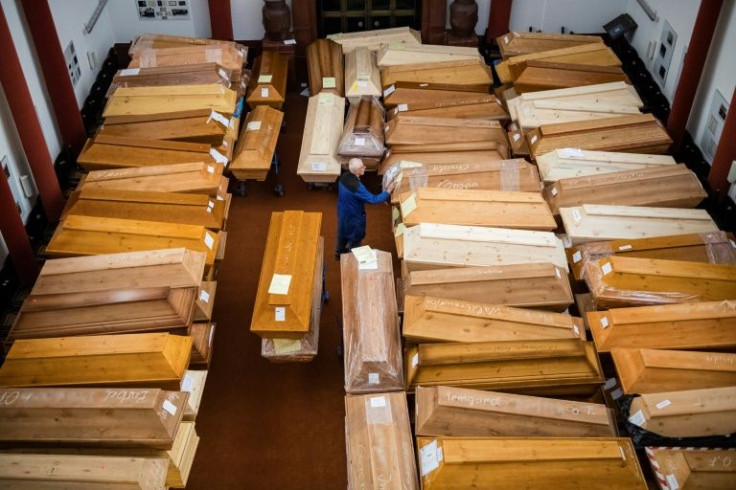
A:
336,158,395,259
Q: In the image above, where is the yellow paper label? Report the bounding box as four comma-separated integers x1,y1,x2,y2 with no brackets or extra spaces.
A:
273,338,302,355
258,74,273,84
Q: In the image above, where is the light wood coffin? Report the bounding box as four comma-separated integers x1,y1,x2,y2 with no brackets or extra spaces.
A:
527,114,673,157
377,43,481,67
588,300,736,353
388,98,508,122
341,250,403,394
337,96,385,169
0,387,187,448
99,109,229,145
417,437,646,490
628,386,736,438
386,115,507,147
380,59,493,90
415,386,615,437
246,51,288,110
497,31,603,58
584,257,736,308
80,162,228,197
251,211,322,339
0,333,192,390
544,165,706,214
344,392,418,490
307,39,345,97
297,93,345,183
165,420,199,488
110,63,230,92
403,295,584,343
128,43,246,75
230,105,283,181
188,321,215,367
398,188,556,231
645,447,736,490
403,263,573,312
380,147,505,174
406,339,603,395
402,223,568,271
103,84,238,118
612,348,736,394
0,453,168,489
568,231,736,281
181,370,207,421
344,47,382,102
512,61,629,94
383,81,495,108
129,33,240,54
560,204,719,245
536,149,677,183
327,26,421,53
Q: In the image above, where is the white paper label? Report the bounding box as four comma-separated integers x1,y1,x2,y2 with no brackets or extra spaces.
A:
550,187,558,196
572,208,582,222
504,35,509,44
163,400,177,415
210,148,228,166
420,440,441,476
311,162,327,172
261,87,270,98
412,353,419,368
218,68,228,79
530,135,538,144
397,104,408,112
368,373,379,384
120,68,140,76
370,396,387,408
610,388,623,400
275,307,286,322
618,244,633,251
601,262,613,275
199,290,210,303
600,316,610,329
208,200,215,209
656,399,671,410
555,268,561,279
573,325,580,336
268,274,292,295
182,375,194,392
572,251,582,263
383,84,396,97
559,147,584,158
204,232,215,250
513,133,521,141
357,80,369,89
209,110,229,127
666,474,680,490
628,409,645,426
355,137,366,146
247,121,262,131
206,206,213,214
283,38,297,45
207,165,215,174
730,239,736,249
603,378,617,390
208,326,215,347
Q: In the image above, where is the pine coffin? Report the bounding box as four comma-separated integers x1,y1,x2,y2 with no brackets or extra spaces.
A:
403,295,584,343
416,437,646,489
388,99,508,122
230,105,283,181
645,448,736,490
341,250,403,394
0,387,187,448
99,109,229,145
512,61,629,94
110,63,230,92
380,59,493,90
337,96,385,169
246,51,288,110
344,47,382,102
405,339,603,395
536,149,677,183
181,370,207,421
415,386,615,437
383,81,495,109
251,211,322,339
307,39,345,97
129,33,241,54
588,300,736,353
344,392,418,490
128,44,246,80
377,43,481,67
0,333,192,390
103,84,238,118
584,257,736,307
297,93,345,183
327,26,421,53
560,204,719,245
386,115,507,147
612,348,736,394
379,148,506,174
402,263,573,312
497,31,604,58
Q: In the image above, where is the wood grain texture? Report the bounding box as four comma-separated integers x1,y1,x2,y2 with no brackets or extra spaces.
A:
128,43,246,75
246,51,288,110
327,26,421,53
99,110,227,145
77,135,216,170
379,148,505,174
344,47,382,102
188,322,215,367
297,93,345,183
513,61,629,93
386,115,507,147
377,43,481,67
110,63,229,92
536,149,677,183
307,39,345,97
230,105,283,181
645,448,736,490
380,59,493,90
497,32,603,58
384,81,492,109
103,85,238,118
181,370,207,421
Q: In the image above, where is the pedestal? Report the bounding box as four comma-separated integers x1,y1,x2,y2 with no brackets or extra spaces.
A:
447,32,479,47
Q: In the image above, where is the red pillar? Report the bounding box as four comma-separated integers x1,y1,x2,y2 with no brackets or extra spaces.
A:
0,4,64,222
486,0,513,43
422,0,447,45
707,86,736,199
666,0,724,152
20,0,86,158
0,170,38,286
208,0,234,41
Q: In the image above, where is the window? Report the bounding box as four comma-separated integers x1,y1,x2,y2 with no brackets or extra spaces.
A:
319,0,421,37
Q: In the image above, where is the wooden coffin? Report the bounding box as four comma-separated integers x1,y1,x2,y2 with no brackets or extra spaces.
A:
337,96,384,169
612,348,736,394
380,59,493,90
380,148,505,174
0,387,187,448
390,159,541,203
181,370,207,421
398,188,556,231
403,263,573,312
628,386,736,438
568,231,736,281
344,47,382,102
80,162,228,196
560,204,719,245
77,135,218,171
327,26,421,53
386,115,507,147
645,447,736,490
496,43,621,84
0,453,168,489
513,61,629,93
193,281,217,322
344,392,418,489
389,99,508,122
307,39,344,97
377,43,481,67
111,63,230,91
230,105,283,181
341,250,403,394
246,51,288,110
128,43,246,74
406,339,603,395
129,33,240,54
46,215,221,267
584,257,736,308
165,421,199,487
104,85,238,118
497,31,603,58
403,295,583,343
297,93,345,183
188,322,215,367
0,333,192,389
402,223,568,271
417,437,646,489
384,81,494,107
99,109,228,145
527,114,673,157
536,149,677,183
251,211,322,339
544,165,706,214
415,386,615,437
588,300,736,353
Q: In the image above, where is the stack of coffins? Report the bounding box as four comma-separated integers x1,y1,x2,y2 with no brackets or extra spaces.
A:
251,211,323,362
327,26,421,53
645,447,736,490
307,39,345,97
246,51,288,110
297,92,345,183
336,96,385,170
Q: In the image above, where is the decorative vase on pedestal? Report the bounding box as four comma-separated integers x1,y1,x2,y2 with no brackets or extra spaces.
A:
449,0,479,39
263,0,291,42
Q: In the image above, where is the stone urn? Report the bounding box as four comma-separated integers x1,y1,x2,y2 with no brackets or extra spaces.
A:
262,0,291,42
449,0,478,38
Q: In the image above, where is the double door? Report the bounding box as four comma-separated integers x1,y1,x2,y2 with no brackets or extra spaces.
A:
319,0,421,37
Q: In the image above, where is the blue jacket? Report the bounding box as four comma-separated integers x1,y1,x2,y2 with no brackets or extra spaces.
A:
337,172,390,242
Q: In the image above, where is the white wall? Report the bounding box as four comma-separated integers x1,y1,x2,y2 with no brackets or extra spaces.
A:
108,0,211,43
508,0,627,34
232,0,291,40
